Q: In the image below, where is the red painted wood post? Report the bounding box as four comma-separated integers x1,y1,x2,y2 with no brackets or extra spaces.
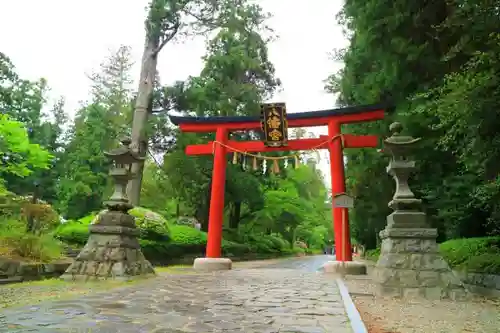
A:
205,127,228,258
328,121,353,261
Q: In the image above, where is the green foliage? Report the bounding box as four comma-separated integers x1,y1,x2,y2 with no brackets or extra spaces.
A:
0,114,52,178
329,0,500,249
54,222,88,246
129,207,170,241
440,237,500,274
455,254,500,275
1,52,68,204
1,2,332,263
169,224,206,245
0,218,63,262
55,207,171,245
246,168,331,248
57,46,134,219
364,248,380,262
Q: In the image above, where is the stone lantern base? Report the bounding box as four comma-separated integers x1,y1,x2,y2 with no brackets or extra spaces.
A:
374,226,468,300
322,260,367,275
60,210,155,281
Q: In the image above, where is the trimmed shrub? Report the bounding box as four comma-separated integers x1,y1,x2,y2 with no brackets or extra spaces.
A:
55,215,306,263
129,207,170,241
54,222,88,246
55,207,171,244
440,237,500,274
439,237,500,267
170,225,206,245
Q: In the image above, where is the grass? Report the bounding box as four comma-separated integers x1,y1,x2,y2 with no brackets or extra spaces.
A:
155,264,193,274
0,275,154,309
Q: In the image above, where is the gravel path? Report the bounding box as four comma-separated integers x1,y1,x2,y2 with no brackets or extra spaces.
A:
344,261,500,333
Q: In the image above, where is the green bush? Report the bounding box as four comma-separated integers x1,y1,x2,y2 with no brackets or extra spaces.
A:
237,233,289,254
55,207,171,244
55,215,305,263
142,226,292,262
0,218,63,262
264,234,289,251
222,241,252,256
439,237,500,267
129,207,170,241
140,240,205,262
364,248,381,261
77,214,95,225
457,253,500,274
54,222,89,245
440,237,500,274
169,225,206,245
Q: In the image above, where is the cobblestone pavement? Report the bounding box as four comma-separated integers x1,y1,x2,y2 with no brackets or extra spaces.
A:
0,256,352,333
255,255,335,272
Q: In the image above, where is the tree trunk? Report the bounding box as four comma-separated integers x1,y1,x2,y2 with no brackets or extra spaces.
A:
176,200,180,217
127,39,159,206
229,202,241,229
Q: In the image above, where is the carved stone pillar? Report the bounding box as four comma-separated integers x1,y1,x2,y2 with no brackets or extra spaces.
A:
374,123,467,300
61,139,155,281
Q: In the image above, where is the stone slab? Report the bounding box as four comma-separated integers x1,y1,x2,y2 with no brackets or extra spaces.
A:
193,257,232,271
322,261,367,275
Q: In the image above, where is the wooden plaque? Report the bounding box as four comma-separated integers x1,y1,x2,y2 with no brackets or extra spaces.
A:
260,103,288,147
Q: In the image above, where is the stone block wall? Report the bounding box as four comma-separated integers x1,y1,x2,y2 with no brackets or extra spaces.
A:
0,257,71,284
453,270,500,297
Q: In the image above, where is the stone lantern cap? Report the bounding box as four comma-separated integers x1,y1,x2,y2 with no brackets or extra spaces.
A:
383,122,422,161
384,122,421,146
104,138,145,165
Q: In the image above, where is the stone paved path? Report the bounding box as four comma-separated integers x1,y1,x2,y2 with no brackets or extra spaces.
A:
1,256,352,333
256,255,335,272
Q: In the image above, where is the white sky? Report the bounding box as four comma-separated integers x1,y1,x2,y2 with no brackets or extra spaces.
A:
0,0,348,187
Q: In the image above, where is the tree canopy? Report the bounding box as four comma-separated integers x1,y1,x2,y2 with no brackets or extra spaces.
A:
0,0,333,252
327,0,500,248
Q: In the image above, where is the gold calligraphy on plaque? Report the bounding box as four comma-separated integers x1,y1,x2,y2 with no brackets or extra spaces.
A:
260,103,288,147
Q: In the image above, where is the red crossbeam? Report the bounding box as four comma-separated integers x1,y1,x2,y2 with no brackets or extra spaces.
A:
178,110,385,133
185,134,379,155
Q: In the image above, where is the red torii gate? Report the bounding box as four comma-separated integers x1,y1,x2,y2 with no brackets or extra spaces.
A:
169,103,391,262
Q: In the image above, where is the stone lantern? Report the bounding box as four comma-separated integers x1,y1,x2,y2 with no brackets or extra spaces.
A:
104,138,142,211
383,122,426,227
374,122,467,300
61,138,155,281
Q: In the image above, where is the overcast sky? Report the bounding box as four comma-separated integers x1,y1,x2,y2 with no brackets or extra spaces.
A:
0,0,348,187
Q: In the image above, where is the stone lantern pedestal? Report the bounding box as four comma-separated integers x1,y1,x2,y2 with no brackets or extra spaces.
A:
61,139,155,281
374,123,467,300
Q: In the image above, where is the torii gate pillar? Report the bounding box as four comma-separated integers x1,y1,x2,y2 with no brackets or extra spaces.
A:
206,128,228,258
328,121,352,261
